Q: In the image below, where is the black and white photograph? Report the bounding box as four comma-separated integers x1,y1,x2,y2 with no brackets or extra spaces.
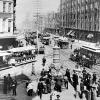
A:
0,0,100,100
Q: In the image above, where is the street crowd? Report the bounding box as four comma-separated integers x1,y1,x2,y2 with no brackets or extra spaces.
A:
36,57,100,100
3,74,17,96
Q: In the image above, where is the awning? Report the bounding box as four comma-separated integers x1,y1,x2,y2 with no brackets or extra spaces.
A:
87,34,93,38
70,31,75,36
67,30,73,35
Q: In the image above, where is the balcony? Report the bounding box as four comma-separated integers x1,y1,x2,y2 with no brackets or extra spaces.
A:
0,12,12,18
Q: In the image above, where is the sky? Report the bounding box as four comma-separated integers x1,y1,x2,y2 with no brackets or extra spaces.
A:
16,0,60,30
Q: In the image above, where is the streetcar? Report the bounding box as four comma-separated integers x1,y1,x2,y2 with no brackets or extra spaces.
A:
8,45,36,66
57,37,69,49
41,36,50,45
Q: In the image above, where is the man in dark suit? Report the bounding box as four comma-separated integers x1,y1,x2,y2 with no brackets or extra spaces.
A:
7,74,13,92
37,79,44,100
72,71,78,91
12,78,17,96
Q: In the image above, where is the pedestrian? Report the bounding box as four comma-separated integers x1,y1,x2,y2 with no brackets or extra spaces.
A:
64,75,68,89
80,79,84,99
91,87,97,100
41,68,45,77
11,78,17,96
72,71,78,91
65,68,71,82
7,74,13,92
92,73,97,84
54,77,62,92
37,79,44,100
3,76,8,94
45,76,51,93
70,44,72,49
42,56,46,67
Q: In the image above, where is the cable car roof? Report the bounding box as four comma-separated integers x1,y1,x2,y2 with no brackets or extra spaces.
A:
8,45,36,53
0,51,12,56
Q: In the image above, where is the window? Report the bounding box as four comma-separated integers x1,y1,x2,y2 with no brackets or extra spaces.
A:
8,3,11,12
2,19,6,32
86,5,88,10
3,2,6,12
8,20,11,32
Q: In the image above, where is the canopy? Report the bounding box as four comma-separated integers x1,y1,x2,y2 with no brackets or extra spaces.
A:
8,45,36,53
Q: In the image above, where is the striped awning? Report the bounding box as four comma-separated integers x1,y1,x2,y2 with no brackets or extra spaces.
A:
67,30,73,35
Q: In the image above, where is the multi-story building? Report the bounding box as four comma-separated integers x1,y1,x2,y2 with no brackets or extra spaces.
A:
0,0,17,50
60,0,100,43
43,12,61,34
0,0,15,35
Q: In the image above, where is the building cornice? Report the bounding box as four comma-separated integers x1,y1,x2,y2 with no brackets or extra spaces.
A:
0,0,13,3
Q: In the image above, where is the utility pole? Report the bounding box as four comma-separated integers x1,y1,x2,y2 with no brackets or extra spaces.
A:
13,0,16,34
33,0,41,53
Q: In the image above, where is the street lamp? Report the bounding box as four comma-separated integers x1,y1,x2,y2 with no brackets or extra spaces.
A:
36,30,39,54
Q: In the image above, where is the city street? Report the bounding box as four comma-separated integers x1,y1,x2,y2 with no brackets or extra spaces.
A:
7,39,100,100
1,0,100,100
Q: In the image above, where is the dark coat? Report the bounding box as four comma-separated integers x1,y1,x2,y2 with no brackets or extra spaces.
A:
3,77,8,94
12,80,17,89
37,82,44,95
42,57,46,64
72,73,78,85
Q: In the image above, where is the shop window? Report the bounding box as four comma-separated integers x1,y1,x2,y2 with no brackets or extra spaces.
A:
8,3,11,12
2,19,6,32
3,2,6,12
8,20,11,32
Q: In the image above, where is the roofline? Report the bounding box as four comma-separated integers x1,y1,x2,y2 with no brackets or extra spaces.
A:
0,35,17,39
